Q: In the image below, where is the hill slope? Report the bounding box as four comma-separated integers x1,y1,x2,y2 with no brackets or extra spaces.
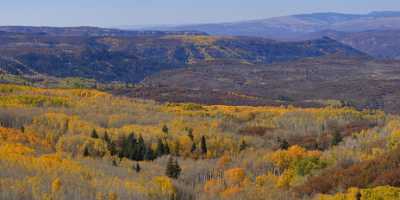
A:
121,57,400,113
302,30,400,59
0,28,366,82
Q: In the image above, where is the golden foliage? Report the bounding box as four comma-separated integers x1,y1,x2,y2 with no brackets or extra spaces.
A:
316,186,400,200
51,178,62,193
150,176,176,198
224,168,246,186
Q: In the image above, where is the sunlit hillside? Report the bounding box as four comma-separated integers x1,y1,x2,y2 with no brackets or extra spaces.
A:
0,84,400,199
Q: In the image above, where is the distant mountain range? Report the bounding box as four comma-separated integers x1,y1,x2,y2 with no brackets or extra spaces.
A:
0,27,365,82
136,11,400,39
123,11,400,59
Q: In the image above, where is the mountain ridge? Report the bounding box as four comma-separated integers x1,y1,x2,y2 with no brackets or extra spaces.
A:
131,11,400,40
0,28,366,83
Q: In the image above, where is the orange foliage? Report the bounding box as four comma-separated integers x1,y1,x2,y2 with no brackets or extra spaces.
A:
224,168,246,186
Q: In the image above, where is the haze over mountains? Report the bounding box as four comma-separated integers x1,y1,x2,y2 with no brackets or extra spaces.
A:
130,11,400,59
0,28,365,82
141,11,400,39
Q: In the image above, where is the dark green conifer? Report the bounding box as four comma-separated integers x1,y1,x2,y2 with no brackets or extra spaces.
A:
187,128,194,141
279,139,289,150
165,156,181,179
162,125,169,134
136,135,146,160
91,129,99,139
103,131,110,143
200,136,207,154
83,146,90,157
164,141,170,155
191,142,197,153
331,131,343,146
144,145,155,161
156,138,165,157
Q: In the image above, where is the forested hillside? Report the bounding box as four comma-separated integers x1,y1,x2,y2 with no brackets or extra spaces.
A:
0,28,365,82
1,84,400,199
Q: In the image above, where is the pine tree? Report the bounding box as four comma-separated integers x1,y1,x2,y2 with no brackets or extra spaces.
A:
279,139,289,150
164,141,170,155
103,131,110,143
126,133,137,160
187,128,194,141
191,142,197,153
109,141,117,156
134,162,141,173
102,131,116,156
200,136,207,155
20,126,25,133
331,131,343,146
91,129,99,139
156,138,165,157
83,146,90,157
144,145,155,161
136,135,146,160
162,125,169,134
165,156,181,179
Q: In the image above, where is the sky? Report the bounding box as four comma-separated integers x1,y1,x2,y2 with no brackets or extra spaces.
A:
0,0,400,27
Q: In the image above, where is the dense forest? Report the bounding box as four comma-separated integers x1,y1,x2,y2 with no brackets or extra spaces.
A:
0,84,399,199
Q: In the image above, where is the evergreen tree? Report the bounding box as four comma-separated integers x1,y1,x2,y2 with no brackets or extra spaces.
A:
20,126,25,133
103,131,111,143
126,133,137,160
279,139,289,150
200,136,207,154
112,159,118,166
83,146,90,157
134,162,141,173
331,131,343,146
191,142,197,153
102,131,117,156
187,128,194,141
165,156,181,179
156,138,165,157
164,141,170,155
109,141,117,156
136,135,146,160
91,129,99,139
144,145,155,161
162,125,169,134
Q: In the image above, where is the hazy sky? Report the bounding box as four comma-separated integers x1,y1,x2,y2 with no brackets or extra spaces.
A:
1,0,400,27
